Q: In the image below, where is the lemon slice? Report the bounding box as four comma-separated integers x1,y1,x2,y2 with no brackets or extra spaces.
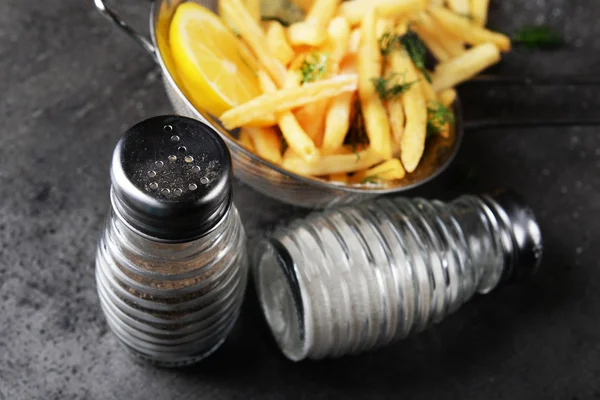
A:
170,3,261,117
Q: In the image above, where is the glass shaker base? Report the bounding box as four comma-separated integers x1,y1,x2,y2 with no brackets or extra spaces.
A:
120,337,228,368
255,240,307,362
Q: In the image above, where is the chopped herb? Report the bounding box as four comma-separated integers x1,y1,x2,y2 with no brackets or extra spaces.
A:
371,73,418,101
352,148,361,162
427,101,454,137
458,12,475,21
261,16,291,27
299,53,329,85
513,25,564,49
362,175,381,184
362,169,394,184
379,32,400,57
400,30,431,82
281,137,288,153
379,30,431,82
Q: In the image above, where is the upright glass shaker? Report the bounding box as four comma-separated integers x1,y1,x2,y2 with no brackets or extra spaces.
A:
255,191,543,361
95,116,248,367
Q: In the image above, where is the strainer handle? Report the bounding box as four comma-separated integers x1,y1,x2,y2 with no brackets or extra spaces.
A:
94,0,157,61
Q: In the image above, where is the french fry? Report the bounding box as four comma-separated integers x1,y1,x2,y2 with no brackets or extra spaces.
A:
245,114,277,127
413,12,465,58
447,0,470,16
376,18,394,39
244,0,261,22
329,173,349,183
385,51,407,143
289,61,328,147
295,100,329,146
288,0,341,46
258,71,320,162
236,44,274,126
432,42,501,91
470,0,490,27
395,19,409,35
322,146,355,156
351,159,406,183
322,57,357,150
386,98,405,144
401,54,428,173
238,129,255,151
418,70,437,101
412,24,451,62
284,68,302,87
429,0,444,5
429,6,511,52
221,0,286,86
220,74,358,129
283,146,385,175
291,0,315,12
237,38,261,72
347,28,361,55
323,16,351,73
243,126,283,164
438,35,466,58
219,0,259,31
266,21,295,66
437,88,457,107
358,9,392,160
278,113,321,161
337,0,428,26
259,68,280,91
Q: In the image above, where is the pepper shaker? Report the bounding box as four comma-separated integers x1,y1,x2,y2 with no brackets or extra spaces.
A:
254,191,542,361
95,116,248,367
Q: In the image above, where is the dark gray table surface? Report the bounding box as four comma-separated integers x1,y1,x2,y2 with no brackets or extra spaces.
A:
1,1,599,399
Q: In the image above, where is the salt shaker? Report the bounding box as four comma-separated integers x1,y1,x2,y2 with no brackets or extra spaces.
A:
254,191,542,361
95,116,248,367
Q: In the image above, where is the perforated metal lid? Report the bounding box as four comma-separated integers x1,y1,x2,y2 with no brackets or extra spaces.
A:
110,116,233,242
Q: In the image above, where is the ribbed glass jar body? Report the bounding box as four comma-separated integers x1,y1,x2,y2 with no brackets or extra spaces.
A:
255,195,542,361
96,203,248,367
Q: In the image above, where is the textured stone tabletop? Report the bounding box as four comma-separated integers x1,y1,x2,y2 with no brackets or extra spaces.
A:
1,1,599,399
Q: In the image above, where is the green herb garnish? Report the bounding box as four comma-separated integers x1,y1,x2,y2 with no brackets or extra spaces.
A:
261,16,291,27
458,12,475,21
281,137,288,153
299,52,329,85
427,101,454,137
362,169,394,184
371,73,418,101
362,175,381,184
513,25,564,49
400,30,431,82
379,32,400,57
378,29,431,81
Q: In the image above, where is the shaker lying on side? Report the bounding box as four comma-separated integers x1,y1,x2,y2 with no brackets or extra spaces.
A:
95,116,248,367
254,191,543,361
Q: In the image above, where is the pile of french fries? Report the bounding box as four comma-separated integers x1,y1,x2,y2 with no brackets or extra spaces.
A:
215,0,510,185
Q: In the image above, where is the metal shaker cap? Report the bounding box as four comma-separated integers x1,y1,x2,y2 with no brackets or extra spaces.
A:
110,116,233,242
